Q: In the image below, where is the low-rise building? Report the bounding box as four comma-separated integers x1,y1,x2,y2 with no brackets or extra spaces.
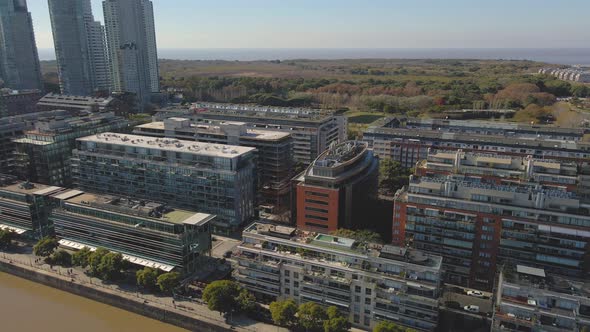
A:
153,103,347,165
36,93,119,113
134,118,294,212
293,141,379,232
12,110,129,186
493,265,590,332
364,117,590,169
0,176,66,239
71,133,257,233
51,191,213,275
235,222,443,331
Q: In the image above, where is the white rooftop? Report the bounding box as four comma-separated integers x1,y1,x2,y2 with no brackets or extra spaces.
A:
79,133,256,158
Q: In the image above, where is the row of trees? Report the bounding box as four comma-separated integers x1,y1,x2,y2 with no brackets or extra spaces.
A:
269,300,350,332
33,237,179,290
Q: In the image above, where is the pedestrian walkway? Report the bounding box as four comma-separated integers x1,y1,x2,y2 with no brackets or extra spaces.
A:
0,247,289,332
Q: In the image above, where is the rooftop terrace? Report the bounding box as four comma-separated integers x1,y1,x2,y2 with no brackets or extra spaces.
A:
64,192,212,225
243,222,442,269
79,133,256,158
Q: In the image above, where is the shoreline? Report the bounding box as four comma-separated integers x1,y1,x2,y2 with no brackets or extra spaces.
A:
0,255,249,332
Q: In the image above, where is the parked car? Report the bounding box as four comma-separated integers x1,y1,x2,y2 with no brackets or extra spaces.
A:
464,305,480,313
467,290,484,298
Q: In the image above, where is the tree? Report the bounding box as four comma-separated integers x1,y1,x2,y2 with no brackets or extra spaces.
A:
97,252,125,281
33,237,59,257
269,300,298,327
324,306,350,332
236,289,257,313
373,320,417,332
72,247,92,268
379,158,411,195
0,229,15,250
88,247,109,276
156,272,181,294
298,302,327,332
202,280,242,315
50,250,72,267
136,267,160,291
324,317,350,332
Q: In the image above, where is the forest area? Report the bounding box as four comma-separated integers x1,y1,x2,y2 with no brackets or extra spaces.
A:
41,58,590,126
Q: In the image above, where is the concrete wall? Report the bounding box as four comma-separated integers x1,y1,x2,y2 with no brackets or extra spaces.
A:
0,261,232,332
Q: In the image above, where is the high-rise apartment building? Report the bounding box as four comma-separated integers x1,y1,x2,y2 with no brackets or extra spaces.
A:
293,141,379,232
48,0,110,95
12,111,130,186
71,133,257,233
0,0,43,90
154,103,348,165
393,149,590,290
364,117,590,168
103,0,159,109
134,118,294,212
235,222,443,331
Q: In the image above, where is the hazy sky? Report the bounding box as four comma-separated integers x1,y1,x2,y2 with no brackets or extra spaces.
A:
29,0,590,49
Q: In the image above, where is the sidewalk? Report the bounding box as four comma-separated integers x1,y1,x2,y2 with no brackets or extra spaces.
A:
0,246,288,332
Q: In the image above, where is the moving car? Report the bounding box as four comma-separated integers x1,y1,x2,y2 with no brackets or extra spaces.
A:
464,305,480,313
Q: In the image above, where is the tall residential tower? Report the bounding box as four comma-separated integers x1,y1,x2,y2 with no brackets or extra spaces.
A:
48,0,110,95
0,0,43,90
102,0,159,109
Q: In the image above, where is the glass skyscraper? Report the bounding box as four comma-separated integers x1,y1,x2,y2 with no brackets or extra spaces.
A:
0,0,43,90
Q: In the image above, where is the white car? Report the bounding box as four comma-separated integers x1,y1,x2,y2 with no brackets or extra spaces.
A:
467,290,484,298
464,305,480,313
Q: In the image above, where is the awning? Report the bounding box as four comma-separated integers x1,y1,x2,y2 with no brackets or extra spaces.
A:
0,224,27,235
58,239,175,272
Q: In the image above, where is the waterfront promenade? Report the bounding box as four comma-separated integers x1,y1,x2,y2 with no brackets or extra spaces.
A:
0,244,288,332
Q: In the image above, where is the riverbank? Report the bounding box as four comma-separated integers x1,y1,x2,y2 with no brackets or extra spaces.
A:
0,250,286,332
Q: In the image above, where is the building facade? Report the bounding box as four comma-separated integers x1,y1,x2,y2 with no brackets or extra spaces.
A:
154,103,348,165
134,118,294,212
235,222,443,331
0,0,43,90
0,176,65,239
364,118,590,169
103,0,159,108
12,111,130,186
493,265,590,332
51,190,213,275
293,141,379,232
0,89,43,117
0,110,69,176
71,133,257,233
393,149,590,290
48,0,110,95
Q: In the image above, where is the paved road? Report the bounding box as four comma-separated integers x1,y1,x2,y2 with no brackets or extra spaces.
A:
0,245,288,332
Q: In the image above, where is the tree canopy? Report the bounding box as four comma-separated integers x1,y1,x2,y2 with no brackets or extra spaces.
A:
72,247,92,268
298,302,328,332
49,250,72,267
136,267,160,291
202,280,243,314
156,272,180,293
269,300,298,327
33,237,59,257
379,158,411,196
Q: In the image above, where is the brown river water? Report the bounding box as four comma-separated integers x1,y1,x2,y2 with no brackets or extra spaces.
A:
0,272,188,332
